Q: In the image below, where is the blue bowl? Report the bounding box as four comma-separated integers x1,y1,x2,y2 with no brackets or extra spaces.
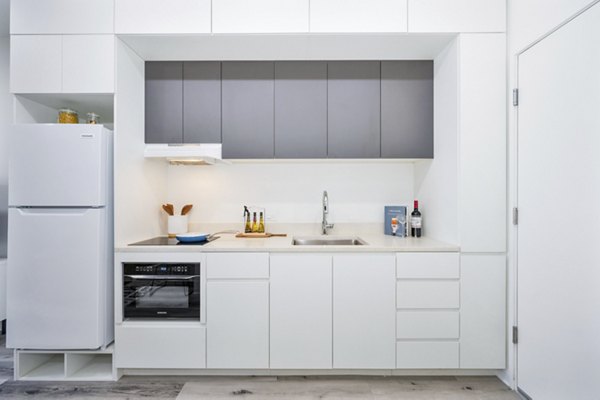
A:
176,232,210,243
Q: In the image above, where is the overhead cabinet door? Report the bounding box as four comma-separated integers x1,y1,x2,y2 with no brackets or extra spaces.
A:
327,62,381,158
274,62,327,158
381,61,433,158
183,62,222,143
222,62,275,158
145,62,183,144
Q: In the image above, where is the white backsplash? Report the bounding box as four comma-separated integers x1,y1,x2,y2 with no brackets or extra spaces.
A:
167,161,415,225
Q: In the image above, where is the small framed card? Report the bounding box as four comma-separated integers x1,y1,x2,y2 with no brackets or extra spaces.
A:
384,206,407,237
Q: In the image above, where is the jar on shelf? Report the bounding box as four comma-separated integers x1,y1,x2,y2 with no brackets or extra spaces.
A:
86,112,100,124
58,108,79,124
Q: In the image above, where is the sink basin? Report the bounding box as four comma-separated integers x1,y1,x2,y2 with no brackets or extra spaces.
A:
292,237,368,246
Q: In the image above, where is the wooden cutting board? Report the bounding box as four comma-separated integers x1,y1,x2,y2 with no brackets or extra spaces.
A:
235,232,287,238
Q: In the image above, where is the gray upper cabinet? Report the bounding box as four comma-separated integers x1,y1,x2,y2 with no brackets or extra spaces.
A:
222,62,275,159
274,62,327,159
381,61,433,158
145,62,183,144
327,61,381,158
183,62,222,143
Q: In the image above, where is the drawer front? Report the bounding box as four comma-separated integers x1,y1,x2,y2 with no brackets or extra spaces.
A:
397,281,459,309
206,253,269,279
396,341,459,368
115,324,205,369
396,253,459,278
396,311,459,339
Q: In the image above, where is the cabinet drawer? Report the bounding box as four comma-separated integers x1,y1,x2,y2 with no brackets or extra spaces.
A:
397,253,459,279
396,311,459,339
397,281,459,309
396,341,459,368
207,253,269,279
115,324,205,369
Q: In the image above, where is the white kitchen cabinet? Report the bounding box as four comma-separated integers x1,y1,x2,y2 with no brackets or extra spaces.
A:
459,34,507,252
115,323,206,369
397,281,460,309
10,35,115,94
332,254,395,369
206,253,269,279
460,254,506,368
396,311,459,339
396,342,459,369
115,0,211,34
408,0,506,33
62,36,115,93
213,0,309,33
10,35,62,93
207,281,269,368
396,252,459,279
11,0,114,34
310,0,408,33
270,254,332,369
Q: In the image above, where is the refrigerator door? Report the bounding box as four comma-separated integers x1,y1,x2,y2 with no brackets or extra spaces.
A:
7,207,107,349
9,124,110,207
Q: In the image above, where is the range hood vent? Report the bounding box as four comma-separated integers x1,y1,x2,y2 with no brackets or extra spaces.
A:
144,144,228,165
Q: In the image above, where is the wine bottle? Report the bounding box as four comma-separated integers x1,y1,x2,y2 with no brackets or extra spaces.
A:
258,212,265,233
244,206,252,233
411,200,422,238
251,212,259,233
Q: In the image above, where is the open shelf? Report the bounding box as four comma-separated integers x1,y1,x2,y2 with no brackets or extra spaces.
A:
18,353,65,381
66,354,113,381
16,345,116,381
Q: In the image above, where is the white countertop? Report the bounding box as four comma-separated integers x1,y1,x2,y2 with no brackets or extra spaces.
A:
116,223,459,253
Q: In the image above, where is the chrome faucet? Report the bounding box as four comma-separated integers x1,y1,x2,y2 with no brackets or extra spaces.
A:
322,190,334,235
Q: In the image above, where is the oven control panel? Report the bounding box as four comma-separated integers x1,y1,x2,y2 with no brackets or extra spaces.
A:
123,263,200,275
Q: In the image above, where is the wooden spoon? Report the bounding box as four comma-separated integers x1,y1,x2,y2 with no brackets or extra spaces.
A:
181,204,193,216
162,204,174,216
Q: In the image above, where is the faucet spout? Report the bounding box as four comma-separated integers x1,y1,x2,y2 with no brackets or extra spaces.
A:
322,191,334,235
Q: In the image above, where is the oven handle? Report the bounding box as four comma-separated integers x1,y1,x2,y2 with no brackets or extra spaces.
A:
124,274,200,280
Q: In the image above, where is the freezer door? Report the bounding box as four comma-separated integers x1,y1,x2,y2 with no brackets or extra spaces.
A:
7,208,107,349
9,124,110,207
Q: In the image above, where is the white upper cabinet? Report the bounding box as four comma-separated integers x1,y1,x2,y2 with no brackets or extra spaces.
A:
310,0,408,32
408,0,506,33
213,0,309,33
62,36,115,93
115,0,211,34
10,36,62,93
11,0,114,34
11,35,115,94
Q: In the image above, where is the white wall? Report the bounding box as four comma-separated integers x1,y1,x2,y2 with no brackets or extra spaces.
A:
414,37,459,245
114,39,167,245
167,161,415,226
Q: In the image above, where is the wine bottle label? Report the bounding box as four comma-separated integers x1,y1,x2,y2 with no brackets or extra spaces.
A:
411,217,422,228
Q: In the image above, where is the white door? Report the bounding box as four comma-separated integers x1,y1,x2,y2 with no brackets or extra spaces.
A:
7,208,105,349
270,254,332,369
517,4,600,399
9,124,109,207
333,254,396,368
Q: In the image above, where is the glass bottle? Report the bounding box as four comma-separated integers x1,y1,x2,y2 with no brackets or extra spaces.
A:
258,212,265,233
251,212,259,233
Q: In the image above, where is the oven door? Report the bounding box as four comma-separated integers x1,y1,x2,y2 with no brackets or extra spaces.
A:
123,274,200,320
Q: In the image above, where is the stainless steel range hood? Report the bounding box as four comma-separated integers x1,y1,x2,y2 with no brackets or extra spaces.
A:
144,144,229,165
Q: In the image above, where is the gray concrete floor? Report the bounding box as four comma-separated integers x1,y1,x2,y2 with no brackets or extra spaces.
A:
0,335,520,399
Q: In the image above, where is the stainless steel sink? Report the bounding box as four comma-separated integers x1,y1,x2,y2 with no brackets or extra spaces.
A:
292,237,368,246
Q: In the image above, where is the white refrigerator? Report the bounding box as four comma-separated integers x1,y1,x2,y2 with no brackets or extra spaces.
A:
7,124,114,350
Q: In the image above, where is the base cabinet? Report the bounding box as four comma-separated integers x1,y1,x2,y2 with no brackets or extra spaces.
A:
206,281,269,368
270,254,332,369
115,324,205,369
333,254,396,369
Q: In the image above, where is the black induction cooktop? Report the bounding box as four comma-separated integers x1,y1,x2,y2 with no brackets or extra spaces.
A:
129,236,220,246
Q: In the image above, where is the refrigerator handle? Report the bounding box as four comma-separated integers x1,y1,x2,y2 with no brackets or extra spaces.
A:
13,208,93,216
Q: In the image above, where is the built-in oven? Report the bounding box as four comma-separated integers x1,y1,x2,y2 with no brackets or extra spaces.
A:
123,263,200,320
